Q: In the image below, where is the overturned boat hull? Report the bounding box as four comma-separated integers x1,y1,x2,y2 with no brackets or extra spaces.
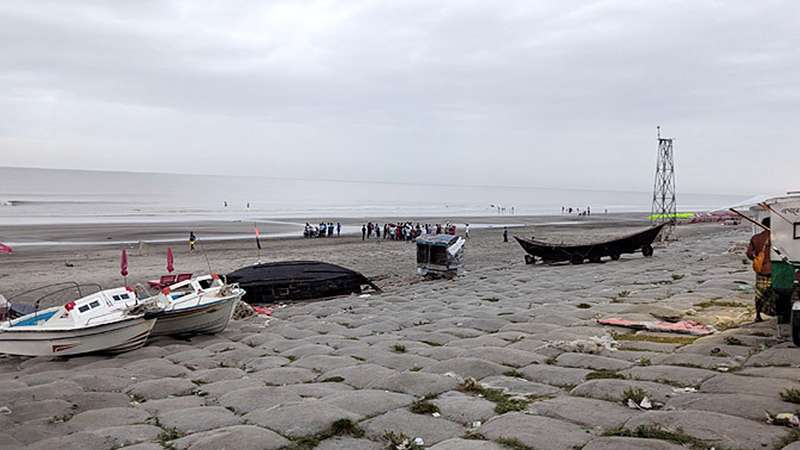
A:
515,223,666,264
226,261,378,304
0,317,155,357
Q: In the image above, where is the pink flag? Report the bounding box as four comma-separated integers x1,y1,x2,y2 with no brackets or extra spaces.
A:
120,249,128,277
166,247,175,273
0,243,12,254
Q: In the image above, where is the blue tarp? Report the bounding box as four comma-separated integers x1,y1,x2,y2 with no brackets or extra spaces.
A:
12,310,56,327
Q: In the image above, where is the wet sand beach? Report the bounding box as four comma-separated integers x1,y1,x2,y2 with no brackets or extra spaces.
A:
0,218,798,450
0,214,631,247
0,214,640,299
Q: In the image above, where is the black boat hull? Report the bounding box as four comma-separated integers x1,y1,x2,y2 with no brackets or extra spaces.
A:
515,223,666,264
226,261,379,304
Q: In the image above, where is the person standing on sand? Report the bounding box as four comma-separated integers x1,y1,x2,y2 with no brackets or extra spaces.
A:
746,217,773,322
361,225,366,241
189,231,197,253
503,227,508,243
465,224,470,239
336,222,341,237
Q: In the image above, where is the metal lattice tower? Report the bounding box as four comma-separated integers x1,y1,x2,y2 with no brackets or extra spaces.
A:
651,126,676,240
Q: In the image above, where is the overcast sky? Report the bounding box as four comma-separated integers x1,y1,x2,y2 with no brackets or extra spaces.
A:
1,0,798,195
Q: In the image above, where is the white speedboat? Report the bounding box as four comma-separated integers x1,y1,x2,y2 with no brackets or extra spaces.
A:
0,287,157,357
147,274,244,337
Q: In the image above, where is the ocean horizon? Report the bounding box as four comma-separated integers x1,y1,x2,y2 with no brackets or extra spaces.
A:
0,166,746,226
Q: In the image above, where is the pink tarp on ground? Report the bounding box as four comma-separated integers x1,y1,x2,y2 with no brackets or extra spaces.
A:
598,317,715,336
252,306,273,316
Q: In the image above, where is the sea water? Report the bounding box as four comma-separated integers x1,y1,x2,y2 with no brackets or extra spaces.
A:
0,167,744,226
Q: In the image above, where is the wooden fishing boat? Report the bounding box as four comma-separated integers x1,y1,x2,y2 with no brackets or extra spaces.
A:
515,223,666,265
226,261,380,304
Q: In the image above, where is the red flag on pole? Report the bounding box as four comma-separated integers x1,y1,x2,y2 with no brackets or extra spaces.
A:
120,249,128,277
254,226,262,250
0,242,12,254
166,247,175,273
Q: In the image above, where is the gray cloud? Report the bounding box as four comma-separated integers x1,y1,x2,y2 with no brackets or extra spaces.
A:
1,0,798,194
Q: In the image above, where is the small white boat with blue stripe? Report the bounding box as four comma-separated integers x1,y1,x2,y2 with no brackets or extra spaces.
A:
0,287,157,357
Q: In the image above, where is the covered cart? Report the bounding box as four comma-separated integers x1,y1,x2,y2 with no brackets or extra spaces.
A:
732,192,800,344
416,234,465,277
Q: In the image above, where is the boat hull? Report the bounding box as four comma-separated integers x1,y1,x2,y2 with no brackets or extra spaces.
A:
515,224,666,264
150,295,239,337
0,317,155,357
226,261,376,304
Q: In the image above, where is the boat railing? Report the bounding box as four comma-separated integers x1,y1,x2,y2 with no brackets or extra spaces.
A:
4,282,104,323
8,281,103,303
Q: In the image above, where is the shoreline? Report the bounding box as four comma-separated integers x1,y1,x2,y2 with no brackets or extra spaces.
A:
0,212,651,250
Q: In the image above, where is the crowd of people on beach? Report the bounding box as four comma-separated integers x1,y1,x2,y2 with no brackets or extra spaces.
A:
303,222,341,238
562,206,606,216
302,221,464,241
359,222,459,241
562,205,591,215
492,205,515,215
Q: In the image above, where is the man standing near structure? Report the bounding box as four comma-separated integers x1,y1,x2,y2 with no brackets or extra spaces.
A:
746,217,772,322
503,227,508,243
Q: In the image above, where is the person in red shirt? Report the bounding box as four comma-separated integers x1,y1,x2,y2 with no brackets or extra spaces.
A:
746,217,772,322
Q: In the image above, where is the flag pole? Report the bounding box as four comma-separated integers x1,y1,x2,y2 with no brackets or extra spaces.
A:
196,238,214,275
254,222,263,262
120,249,129,286
729,208,770,232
